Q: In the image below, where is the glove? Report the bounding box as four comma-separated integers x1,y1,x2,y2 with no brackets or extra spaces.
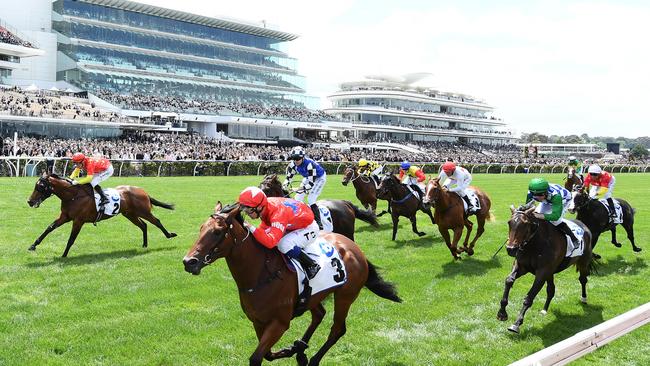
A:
533,212,545,220
244,222,256,233
71,180,78,185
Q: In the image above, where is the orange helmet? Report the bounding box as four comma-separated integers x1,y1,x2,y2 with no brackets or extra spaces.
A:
238,187,268,208
72,152,85,163
442,161,456,174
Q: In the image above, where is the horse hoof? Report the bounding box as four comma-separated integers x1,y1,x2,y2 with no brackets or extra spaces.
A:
418,232,426,237
633,247,642,252
28,245,36,251
507,324,520,334
296,352,308,366
580,297,587,304
613,242,622,248
467,249,475,256
497,312,508,321
540,309,547,315
593,253,601,259
168,233,177,238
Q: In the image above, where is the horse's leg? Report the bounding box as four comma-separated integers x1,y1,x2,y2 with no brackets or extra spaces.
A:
391,212,399,241
409,215,425,237
438,227,458,260
268,304,326,365
123,213,148,248
622,220,641,252
578,266,589,304
462,219,473,253
451,227,464,257
610,224,622,248
249,319,289,366
591,232,602,259
467,214,487,256
308,298,353,366
422,206,435,225
29,214,70,251
508,273,548,333
541,278,555,314
497,262,524,321
141,212,177,239
62,220,84,258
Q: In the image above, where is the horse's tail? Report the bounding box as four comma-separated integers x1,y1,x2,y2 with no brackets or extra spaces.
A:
487,210,495,222
365,260,402,303
348,201,379,227
149,196,175,210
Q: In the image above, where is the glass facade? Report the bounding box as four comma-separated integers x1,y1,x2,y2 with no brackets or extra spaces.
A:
52,0,310,108
0,119,122,139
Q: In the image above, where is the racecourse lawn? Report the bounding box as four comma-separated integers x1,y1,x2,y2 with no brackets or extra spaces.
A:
0,173,648,366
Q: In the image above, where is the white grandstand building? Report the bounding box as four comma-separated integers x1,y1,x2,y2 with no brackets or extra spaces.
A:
325,74,515,145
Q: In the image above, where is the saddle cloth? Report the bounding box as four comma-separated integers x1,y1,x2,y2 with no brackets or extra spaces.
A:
94,188,121,216
598,199,623,224
461,189,481,213
563,220,586,258
317,205,334,233
289,236,347,296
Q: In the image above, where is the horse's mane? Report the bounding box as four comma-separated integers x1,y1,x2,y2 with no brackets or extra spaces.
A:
220,203,244,225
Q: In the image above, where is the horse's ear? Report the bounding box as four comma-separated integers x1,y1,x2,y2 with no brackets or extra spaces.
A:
214,201,222,214
524,207,535,216
510,204,516,214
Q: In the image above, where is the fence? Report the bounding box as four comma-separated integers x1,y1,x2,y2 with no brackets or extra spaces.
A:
1,156,649,178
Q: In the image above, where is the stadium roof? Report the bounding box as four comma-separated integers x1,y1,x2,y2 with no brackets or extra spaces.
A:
77,0,299,41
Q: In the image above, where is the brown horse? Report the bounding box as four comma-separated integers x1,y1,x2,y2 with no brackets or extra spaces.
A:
27,172,177,257
260,174,378,241
341,166,389,216
497,206,595,333
377,174,435,241
564,167,582,191
423,178,493,260
182,202,401,365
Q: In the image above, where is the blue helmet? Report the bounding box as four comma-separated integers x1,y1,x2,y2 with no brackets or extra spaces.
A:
400,161,411,170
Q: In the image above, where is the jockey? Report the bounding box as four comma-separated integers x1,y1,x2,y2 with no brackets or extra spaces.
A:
357,158,383,187
567,156,584,182
583,165,617,220
398,161,426,202
282,146,327,230
438,161,476,214
238,187,321,279
526,178,579,247
69,152,113,209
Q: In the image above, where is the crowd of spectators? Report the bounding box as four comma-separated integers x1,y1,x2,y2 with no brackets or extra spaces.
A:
3,132,640,165
0,26,34,48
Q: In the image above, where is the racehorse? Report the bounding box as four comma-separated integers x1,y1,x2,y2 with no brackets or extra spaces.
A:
564,167,582,191
497,206,595,333
260,174,379,241
27,172,177,257
182,202,402,366
569,188,641,255
423,177,493,260
377,173,435,241
341,166,389,216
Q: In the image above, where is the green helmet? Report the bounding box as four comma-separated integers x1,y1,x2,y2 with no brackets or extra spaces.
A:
528,178,549,195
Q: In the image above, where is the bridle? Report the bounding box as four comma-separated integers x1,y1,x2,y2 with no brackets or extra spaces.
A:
201,213,249,265
508,211,540,252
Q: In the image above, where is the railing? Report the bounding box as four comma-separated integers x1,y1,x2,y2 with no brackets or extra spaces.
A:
1,157,648,178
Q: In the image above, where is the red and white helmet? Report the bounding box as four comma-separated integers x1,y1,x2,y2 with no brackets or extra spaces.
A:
238,187,267,208
442,161,456,174
72,152,85,163
588,165,602,175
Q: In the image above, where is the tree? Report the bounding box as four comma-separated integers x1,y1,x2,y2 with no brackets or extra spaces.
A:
629,144,649,160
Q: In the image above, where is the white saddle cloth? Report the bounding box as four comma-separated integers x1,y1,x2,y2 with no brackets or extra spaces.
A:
563,220,586,258
317,205,334,233
94,188,121,216
291,236,347,296
599,198,623,224
461,189,481,213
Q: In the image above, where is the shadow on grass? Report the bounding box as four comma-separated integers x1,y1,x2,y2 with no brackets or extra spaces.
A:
514,302,605,347
355,222,393,232
593,254,647,277
391,233,444,248
26,246,177,268
437,256,502,278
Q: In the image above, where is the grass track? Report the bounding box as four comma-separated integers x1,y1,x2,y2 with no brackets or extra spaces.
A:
1,174,648,365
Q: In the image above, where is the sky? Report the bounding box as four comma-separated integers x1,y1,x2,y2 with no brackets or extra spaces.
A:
141,0,650,138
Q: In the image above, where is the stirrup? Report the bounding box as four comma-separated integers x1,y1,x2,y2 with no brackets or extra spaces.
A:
305,264,321,280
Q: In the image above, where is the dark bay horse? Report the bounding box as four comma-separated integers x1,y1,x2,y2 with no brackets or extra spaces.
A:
260,174,378,241
497,206,595,333
377,174,435,241
423,178,493,260
27,172,177,257
564,167,582,191
341,166,389,216
569,188,641,254
182,202,401,366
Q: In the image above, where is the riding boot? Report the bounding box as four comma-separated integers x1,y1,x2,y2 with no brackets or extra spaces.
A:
606,197,617,220
297,250,321,280
410,184,424,208
557,221,579,248
310,204,324,230
462,195,475,214
94,185,109,206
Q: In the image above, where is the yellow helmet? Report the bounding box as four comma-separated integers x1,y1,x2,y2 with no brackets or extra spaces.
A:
358,158,368,167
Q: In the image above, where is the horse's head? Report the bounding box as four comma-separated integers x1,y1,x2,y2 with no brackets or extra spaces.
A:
260,174,287,198
183,202,245,275
27,172,54,208
567,167,575,178
377,172,397,198
569,186,589,213
341,165,355,186
506,205,539,256
423,177,442,208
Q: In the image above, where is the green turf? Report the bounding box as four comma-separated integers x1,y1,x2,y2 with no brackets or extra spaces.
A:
1,174,648,365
